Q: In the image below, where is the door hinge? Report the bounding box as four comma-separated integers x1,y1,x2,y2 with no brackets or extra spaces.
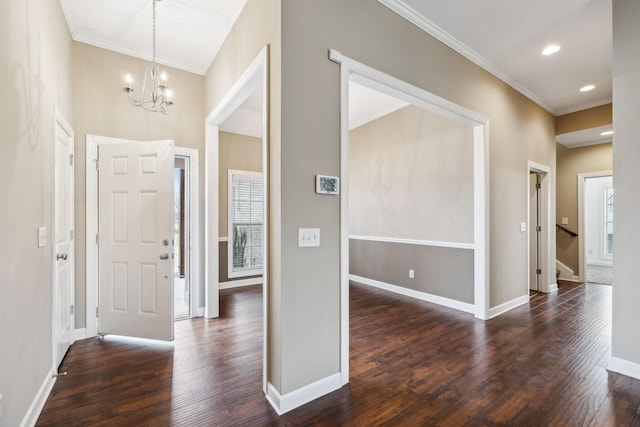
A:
536,226,542,232
70,229,74,240
69,154,74,166
95,159,99,171
96,234,99,245
96,307,99,318
536,268,542,275
70,304,74,315
536,183,541,190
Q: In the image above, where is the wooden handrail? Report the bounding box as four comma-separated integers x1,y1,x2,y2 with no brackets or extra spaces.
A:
556,224,578,238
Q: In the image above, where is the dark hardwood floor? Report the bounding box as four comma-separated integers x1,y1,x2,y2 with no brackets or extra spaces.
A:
37,281,640,426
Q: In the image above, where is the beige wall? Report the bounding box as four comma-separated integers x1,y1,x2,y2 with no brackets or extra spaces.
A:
72,41,205,327
218,132,263,237
204,0,283,392
279,0,555,394
0,0,72,424
556,104,612,135
556,142,612,274
612,0,640,366
349,105,474,243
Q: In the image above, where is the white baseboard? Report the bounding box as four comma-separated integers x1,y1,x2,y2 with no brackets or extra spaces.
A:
556,260,580,281
266,373,342,415
350,274,475,314
488,294,529,319
20,368,56,427
74,328,87,340
549,283,559,292
195,307,205,317
219,277,262,290
608,357,640,380
587,261,613,268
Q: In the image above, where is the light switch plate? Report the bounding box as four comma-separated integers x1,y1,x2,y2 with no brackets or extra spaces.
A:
520,222,527,232
562,217,569,225
38,227,47,248
298,228,320,247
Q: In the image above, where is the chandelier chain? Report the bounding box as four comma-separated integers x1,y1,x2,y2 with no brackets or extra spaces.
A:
152,0,157,66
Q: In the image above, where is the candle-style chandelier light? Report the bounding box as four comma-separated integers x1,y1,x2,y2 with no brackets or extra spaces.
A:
122,0,174,114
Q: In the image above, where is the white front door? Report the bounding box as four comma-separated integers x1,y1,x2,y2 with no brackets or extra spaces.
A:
53,112,75,369
98,140,175,341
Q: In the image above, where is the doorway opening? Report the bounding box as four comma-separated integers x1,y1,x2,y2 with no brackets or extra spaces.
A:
580,173,613,285
85,137,200,339
527,162,552,294
529,171,542,292
174,156,190,319
333,50,489,385
204,46,269,393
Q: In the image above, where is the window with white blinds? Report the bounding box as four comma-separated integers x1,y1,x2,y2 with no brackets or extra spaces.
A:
228,170,264,278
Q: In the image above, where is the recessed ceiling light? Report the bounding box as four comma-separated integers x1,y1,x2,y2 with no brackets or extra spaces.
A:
580,85,595,92
542,45,561,55
600,130,614,136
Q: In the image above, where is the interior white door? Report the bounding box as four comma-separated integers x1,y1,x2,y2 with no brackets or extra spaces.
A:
98,140,175,341
529,172,540,292
53,114,75,369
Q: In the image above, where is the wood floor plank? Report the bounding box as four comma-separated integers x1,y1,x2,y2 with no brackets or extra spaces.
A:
36,281,640,426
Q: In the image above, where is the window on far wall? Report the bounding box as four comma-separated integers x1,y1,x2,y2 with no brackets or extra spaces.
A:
228,170,263,278
604,188,614,258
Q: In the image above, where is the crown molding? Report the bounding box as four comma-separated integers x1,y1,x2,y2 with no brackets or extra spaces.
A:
378,0,558,115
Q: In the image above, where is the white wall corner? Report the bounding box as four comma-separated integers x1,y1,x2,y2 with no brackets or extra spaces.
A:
20,368,56,427
266,373,342,415
74,328,87,341
608,357,640,381
488,294,529,319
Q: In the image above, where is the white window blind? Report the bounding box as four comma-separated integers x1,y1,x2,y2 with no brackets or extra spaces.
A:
228,170,263,278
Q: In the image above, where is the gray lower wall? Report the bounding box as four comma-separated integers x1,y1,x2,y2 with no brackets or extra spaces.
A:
349,239,474,304
219,241,262,283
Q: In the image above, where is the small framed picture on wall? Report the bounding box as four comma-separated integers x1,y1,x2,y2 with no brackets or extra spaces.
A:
316,175,339,195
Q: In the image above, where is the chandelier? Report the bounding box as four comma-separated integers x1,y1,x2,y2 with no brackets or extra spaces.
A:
122,0,173,114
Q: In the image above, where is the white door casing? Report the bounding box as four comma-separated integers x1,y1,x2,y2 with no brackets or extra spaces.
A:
98,140,175,341
53,109,75,369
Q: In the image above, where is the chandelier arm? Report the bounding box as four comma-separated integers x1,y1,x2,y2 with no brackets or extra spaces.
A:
122,0,173,114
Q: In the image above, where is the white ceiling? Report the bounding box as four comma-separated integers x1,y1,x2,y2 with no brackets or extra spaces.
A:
60,0,247,75
556,125,613,149
60,0,613,141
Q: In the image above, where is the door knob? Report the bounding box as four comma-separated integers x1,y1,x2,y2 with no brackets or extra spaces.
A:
159,253,169,260
56,253,68,261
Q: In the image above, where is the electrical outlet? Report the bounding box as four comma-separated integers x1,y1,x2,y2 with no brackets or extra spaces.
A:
520,223,527,232
38,227,47,248
409,269,415,279
298,228,320,247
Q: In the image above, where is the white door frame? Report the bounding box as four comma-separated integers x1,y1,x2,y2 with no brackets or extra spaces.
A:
53,107,75,370
204,45,269,392
330,49,490,386
175,147,201,316
527,161,554,293
85,136,201,337
578,171,612,282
